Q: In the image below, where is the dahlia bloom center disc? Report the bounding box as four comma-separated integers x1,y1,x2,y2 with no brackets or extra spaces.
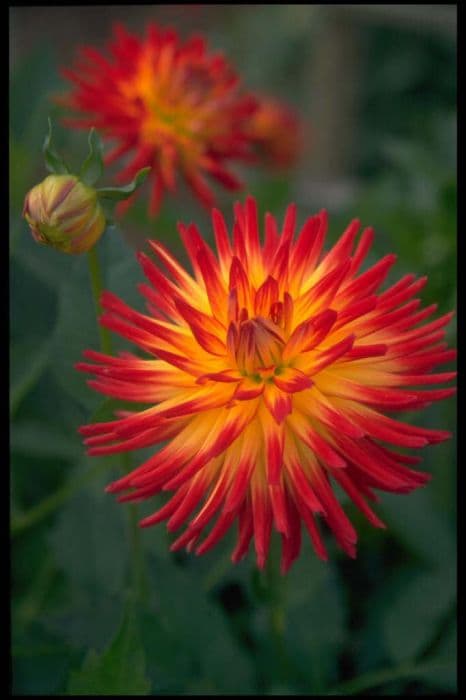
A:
78,196,456,573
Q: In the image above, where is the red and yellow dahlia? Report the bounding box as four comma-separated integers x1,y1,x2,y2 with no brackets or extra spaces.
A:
60,23,258,215
77,197,456,572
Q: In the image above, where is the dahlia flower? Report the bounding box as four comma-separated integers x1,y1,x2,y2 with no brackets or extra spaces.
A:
60,23,258,215
248,96,300,169
77,197,455,572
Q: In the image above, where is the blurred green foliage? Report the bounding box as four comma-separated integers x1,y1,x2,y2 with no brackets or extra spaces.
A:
10,6,456,695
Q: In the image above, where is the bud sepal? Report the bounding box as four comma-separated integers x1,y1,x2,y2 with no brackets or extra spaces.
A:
23,120,151,254
96,167,151,201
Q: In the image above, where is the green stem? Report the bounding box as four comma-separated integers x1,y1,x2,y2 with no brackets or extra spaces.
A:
87,245,113,356
87,247,146,607
264,539,289,679
326,659,454,695
121,452,147,606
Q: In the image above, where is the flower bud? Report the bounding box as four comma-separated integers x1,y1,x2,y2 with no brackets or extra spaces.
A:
23,174,106,254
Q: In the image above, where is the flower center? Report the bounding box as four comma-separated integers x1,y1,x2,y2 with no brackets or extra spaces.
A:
119,46,216,150
233,316,285,375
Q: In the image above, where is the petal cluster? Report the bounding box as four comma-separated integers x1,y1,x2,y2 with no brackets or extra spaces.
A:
60,23,258,215
78,196,456,572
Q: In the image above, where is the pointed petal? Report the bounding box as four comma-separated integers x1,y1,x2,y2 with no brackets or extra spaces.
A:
233,377,265,400
251,477,273,569
273,367,313,394
254,275,279,317
263,383,292,425
212,208,232,277
174,297,226,356
261,410,285,482
229,256,251,310
269,484,290,536
283,309,337,360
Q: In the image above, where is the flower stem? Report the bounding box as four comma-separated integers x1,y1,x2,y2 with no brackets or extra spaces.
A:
121,452,147,605
264,538,290,680
87,245,112,356
87,247,146,607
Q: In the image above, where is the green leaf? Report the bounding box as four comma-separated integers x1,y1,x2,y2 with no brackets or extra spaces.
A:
248,551,344,692
50,256,100,410
284,560,345,691
417,620,457,691
10,337,51,417
12,222,75,291
327,657,456,696
379,489,456,567
9,135,31,222
140,559,255,694
107,245,143,311
48,464,128,595
42,587,125,654
67,603,150,695
12,622,74,695
49,228,147,410
383,565,456,663
79,128,104,186
43,118,69,175
9,46,60,150
97,167,151,201
11,420,80,461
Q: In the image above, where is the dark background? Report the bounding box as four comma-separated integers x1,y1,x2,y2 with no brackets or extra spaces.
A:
10,5,457,695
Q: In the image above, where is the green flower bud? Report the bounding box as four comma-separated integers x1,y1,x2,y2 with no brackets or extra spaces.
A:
23,174,106,254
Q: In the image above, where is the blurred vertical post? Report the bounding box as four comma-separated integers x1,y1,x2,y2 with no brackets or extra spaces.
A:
299,5,363,211
300,4,456,211
304,6,362,184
